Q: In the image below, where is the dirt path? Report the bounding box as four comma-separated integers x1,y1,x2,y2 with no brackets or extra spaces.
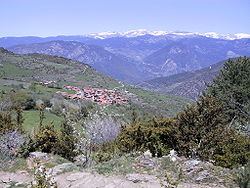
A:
0,170,227,188
0,170,32,187
55,171,163,188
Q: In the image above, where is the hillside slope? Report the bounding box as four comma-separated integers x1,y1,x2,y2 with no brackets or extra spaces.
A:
0,47,119,89
9,41,146,83
137,60,225,99
143,38,250,77
3,35,250,82
0,48,192,118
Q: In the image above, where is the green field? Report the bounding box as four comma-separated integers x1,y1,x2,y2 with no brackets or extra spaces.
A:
23,110,63,132
0,64,33,76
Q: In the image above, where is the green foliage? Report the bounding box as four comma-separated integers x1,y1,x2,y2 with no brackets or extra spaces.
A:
8,91,36,110
33,123,59,153
206,57,250,129
0,96,24,135
235,162,250,188
29,82,37,92
19,119,78,161
12,103,24,130
117,118,174,157
55,120,77,161
39,104,46,129
0,112,14,135
199,128,250,167
173,96,229,157
18,135,36,158
113,58,250,168
93,141,120,163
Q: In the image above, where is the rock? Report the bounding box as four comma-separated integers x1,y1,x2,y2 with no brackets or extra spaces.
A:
16,170,29,175
138,159,156,168
51,163,76,175
104,183,117,188
66,172,90,181
29,152,49,160
36,99,43,106
195,171,211,182
15,182,24,186
126,173,157,183
74,154,88,166
1,178,11,183
143,150,152,159
184,159,201,167
168,149,178,162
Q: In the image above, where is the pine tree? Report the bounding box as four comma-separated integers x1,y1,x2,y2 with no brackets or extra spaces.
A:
56,120,77,161
39,104,45,130
12,103,24,132
205,57,250,125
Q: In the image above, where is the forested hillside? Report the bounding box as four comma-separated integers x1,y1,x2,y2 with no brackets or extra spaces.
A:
138,59,224,99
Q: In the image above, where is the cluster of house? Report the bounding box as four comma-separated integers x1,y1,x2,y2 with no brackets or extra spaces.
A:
56,86,128,104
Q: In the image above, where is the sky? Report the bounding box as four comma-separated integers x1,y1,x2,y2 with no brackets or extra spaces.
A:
0,0,250,37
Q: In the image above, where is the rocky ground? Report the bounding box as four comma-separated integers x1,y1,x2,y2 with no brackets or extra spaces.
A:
0,151,238,188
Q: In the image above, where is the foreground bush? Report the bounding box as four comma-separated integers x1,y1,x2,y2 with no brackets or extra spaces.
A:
115,95,250,167
235,162,250,188
116,118,176,157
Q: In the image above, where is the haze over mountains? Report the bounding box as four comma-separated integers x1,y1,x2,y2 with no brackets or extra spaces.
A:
1,30,250,83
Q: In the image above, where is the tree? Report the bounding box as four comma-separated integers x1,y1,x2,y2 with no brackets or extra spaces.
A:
33,123,59,153
12,103,24,131
205,57,250,130
39,104,46,129
55,120,77,161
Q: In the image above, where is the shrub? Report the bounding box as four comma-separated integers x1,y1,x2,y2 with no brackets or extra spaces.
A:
116,118,175,157
33,123,59,153
235,162,250,188
173,96,229,158
55,121,77,161
211,130,250,167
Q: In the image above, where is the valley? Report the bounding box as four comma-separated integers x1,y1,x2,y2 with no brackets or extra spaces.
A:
2,31,250,83
0,31,249,188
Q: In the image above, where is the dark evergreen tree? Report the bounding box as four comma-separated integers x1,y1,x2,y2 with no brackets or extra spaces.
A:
205,57,250,127
56,120,77,161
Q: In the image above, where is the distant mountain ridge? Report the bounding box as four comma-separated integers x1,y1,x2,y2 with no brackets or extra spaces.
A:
85,29,250,40
0,47,119,89
137,60,225,99
0,47,192,118
2,31,250,83
9,40,146,83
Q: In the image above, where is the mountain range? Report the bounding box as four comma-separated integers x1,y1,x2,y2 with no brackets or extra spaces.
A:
137,60,225,99
1,30,250,83
8,41,144,83
0,47,192,118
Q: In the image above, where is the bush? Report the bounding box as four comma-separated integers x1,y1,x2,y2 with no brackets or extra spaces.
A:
18,123,59,156
199,129,250,167
116,118,175,157
235,162,250,188
55,121,77,161
33,123,59,153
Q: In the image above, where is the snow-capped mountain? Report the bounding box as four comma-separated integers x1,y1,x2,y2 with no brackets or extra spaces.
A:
86,29,250,40
2,29,250,83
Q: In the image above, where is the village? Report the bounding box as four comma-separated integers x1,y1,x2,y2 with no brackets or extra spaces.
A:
56,85,129,104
